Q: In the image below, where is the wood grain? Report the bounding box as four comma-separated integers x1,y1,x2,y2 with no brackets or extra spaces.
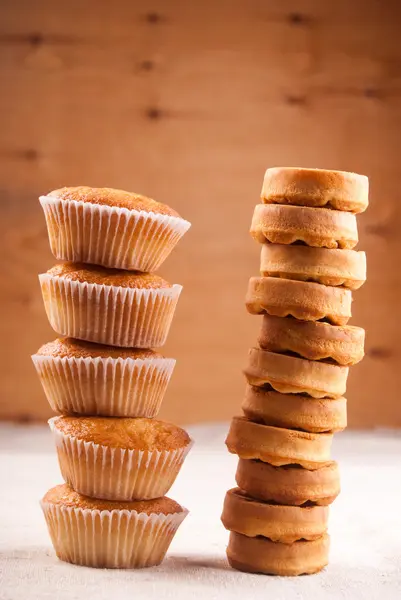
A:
1,0,401,426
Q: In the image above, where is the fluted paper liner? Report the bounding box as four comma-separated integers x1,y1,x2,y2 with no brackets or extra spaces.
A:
49,418,193,500
41,500,188,568
32,354,175,417
40,195,191,271
39,273,182,347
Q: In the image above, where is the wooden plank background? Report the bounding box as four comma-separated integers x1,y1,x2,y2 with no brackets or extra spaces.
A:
1,0,401,427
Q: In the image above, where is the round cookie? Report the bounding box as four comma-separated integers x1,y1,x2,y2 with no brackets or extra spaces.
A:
227,531,330,576
261,167,368,213
242,385,347,433
221,488,329,543
250,203,358,249
243,347,348,398
258,315,364,365
260,244,366,289
235,458,340,506
246,277,352,326
225,416,333,469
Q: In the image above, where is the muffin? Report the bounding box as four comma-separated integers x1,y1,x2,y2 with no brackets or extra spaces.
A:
244,348,348,398
39,186,191,271
32,338,175,417
49,416,193,500
242,385,347,433
227,532,330,576
250,203,358,249
221,488,329,543
260,244,366,289
261,167,369,213
39,263,182,347
246,277,352,325
226,417,333,469
41,484,188,568
258,315,365,365
235,458,340,506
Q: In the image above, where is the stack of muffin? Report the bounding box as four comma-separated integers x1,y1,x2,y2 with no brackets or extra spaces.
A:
222,167,368,576
32,186,192,569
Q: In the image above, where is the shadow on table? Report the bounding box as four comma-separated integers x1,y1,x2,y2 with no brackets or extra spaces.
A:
0,547,229,574
0,547,54,561
165,555,230,572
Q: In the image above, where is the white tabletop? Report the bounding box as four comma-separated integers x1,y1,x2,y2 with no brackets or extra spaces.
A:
1,424,401,600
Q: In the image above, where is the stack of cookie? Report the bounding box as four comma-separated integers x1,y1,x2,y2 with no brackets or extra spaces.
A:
32,186,192,569
222,168,368,576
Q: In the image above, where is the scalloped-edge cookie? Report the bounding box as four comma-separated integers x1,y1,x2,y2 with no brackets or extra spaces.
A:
226,416,333,469
251,204,358,249
258,315,364,365
242,384,347,433
260,244,366,289
246,277,352,326
261,167,368,213
227,531,330,576
222,487,329,543
235,458,340,506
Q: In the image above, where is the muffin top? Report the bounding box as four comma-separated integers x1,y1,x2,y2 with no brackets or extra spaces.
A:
45,263,172,289
51,416,191,451
43,484,183,514
35,338,163,360
46,186,180,218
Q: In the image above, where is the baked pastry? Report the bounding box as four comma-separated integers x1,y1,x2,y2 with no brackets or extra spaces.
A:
226,417,333,469
221,488,329,543
49,416,192,500
41,484,187,568
261,167,368,213
243,348,348,398
258,315,365,366
32,338,175,417
227,532,330,576
40,263,182,348
260,244,366,289
39,186,191,271
246,277,352,325
250,204,358,249
242,385,347,433
236,458,340,506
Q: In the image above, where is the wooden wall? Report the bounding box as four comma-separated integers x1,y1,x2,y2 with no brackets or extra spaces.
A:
1,0,401,427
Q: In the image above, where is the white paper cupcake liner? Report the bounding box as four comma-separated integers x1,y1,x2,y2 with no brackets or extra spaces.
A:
41,500,188,568
39,196,191,271
39,273,182,347
32,354,175,417
49,419,193,500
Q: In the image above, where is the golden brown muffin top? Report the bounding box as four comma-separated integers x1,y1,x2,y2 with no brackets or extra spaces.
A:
47,186,180,218
46,263,172,288
51,416,191,451
36,338,163,360
43,484,183,514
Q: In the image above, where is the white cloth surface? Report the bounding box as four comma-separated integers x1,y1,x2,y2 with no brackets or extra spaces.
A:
0,424,401,600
